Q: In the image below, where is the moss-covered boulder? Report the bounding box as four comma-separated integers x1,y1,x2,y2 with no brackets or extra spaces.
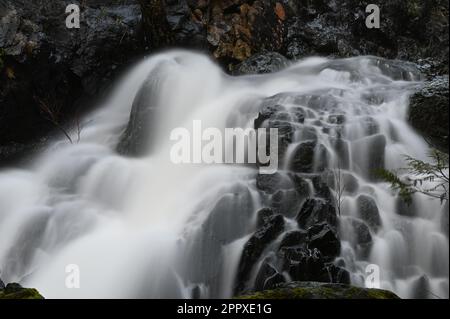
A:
236,281,400,299
0,283,44,299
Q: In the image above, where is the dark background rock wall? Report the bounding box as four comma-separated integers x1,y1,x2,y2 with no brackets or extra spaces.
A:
0,0,142,163
1,0,449,164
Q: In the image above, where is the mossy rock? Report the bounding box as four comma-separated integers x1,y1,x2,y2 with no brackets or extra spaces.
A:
0,283,44,299
236,282,399,299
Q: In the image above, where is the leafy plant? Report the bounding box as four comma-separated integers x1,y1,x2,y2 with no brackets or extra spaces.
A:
377,149,449,205
34,94,82,144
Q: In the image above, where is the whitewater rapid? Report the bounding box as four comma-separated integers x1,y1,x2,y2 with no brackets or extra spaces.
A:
0,51,447,298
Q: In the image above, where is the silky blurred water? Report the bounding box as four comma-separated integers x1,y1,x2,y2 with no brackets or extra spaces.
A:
0,51,447,298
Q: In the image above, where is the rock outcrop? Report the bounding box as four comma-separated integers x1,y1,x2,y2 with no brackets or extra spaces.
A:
0,282,44,299
137,0,448,72
408,76,449,153
237,281,400,299
0,0,142,164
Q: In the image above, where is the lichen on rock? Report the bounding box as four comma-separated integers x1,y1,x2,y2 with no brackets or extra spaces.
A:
236,281,400,299
0,282,44,299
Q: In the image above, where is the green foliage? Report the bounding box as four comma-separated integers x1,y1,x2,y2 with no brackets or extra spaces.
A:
0,285,44,299
236,284,399,299
377,149,449,205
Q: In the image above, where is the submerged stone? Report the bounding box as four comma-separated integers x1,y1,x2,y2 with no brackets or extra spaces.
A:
356,194,382,232
254,259,285,291
296,198,337,230
235,214,285,294
307,222,341,260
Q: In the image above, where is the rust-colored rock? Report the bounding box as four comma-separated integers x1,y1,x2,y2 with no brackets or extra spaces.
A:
275,2,286,21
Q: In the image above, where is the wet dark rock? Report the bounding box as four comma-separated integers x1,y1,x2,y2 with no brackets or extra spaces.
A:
376,59,422,81
0,139,47,166
311,175,333,203
290,141,328,173
116,69,163,156
324,170,359,195
284,1,448,70
256,172,292,195
139,0,207,49
253,99,309,163
307,223,341,261
278,230,308,250
330,138,350,169
254,104,285,128
202,187,255,245
282,247,323,281
301,92,340,112
138,0,448,73
328,114,346,125
408,76,449,153
356,194,382,232
323,264,351,285
410,275,431,299
347,217,373,258
343,173,359,195
266,120,295,160
298,126,318,142
185,186,255,288
256,207,276,229
254,104,296,160
0,0,141,159
280,246,347,284
254,260,285,291
289,107,307,124
205,0,286,66
288,173,310,197
269,189,302,217
396,197,417,218
352,134,387,180
296,198,337,231
233,51,289,75
235,214,285,294
191,285,202,299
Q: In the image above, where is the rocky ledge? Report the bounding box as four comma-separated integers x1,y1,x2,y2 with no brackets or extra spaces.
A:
0,281,44,299
408,75,449,153
0,0,142,164
237,282,400,299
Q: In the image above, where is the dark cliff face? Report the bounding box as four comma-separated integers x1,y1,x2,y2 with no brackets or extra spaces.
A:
0,0,142,163
138,0,449,71
1,0,448,164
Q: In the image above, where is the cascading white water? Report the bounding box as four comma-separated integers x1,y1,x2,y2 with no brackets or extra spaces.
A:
0,51,447,299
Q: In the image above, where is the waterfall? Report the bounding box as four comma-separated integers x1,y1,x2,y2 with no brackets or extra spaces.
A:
0,51,448,299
